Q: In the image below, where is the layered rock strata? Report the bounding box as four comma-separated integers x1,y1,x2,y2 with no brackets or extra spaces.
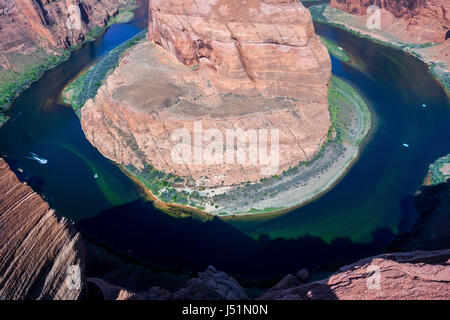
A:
0,158,86,300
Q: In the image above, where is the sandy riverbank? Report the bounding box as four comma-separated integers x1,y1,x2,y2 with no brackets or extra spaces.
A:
205,76,372,216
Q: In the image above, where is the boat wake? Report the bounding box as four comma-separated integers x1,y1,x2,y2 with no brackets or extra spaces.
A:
26,152,48,164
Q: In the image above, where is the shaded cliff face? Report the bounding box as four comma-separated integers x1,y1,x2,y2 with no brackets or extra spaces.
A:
330,0,449,43
0,159,86,300
149,0,331,99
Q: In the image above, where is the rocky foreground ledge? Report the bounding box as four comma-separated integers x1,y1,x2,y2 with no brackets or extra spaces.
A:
0,160,448,300
89,250,450,300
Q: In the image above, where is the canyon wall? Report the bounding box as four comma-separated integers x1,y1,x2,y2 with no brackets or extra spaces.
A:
149,0,331,100
0,0,131,109
0,0,126,54
330,0,449,43
0,159,86,300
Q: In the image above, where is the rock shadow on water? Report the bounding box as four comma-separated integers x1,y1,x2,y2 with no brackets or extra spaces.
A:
388,179,450,252
76,199,396,279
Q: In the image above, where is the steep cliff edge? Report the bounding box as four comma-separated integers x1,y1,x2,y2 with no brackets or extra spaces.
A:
0,158,86,300
0,0,135,109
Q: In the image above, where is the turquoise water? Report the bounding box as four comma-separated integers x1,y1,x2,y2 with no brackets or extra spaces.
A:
0,3,449,276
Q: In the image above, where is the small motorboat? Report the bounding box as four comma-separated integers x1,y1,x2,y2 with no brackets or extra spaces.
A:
422,104,427,108
94,174,99,179
26,152,48,164
403,143,410,148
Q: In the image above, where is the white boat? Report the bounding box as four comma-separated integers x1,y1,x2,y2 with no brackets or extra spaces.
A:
422,104,427,108
26,152,48,164
94,174,99,179
403,143,410,148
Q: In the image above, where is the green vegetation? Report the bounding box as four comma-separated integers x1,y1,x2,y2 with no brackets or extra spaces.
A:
0,50,70,109
320,37,350,62
427,154,450,186
125,164,191,205
430,63,450,94
63,30,147,114
0,111,7,126
328,76,371,145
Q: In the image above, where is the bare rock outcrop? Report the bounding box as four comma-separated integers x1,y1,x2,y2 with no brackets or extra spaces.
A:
81,0,331,190
259,250,450,300
330,0,449,44
91,265,248,300
171,265,248,300
0,158,86,300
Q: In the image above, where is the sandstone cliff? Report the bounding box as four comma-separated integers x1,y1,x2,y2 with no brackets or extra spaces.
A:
90,265,248,300
0,0,132,108
80,0,332,191
0,0,126,54
330,0,449,43
0,158,86,300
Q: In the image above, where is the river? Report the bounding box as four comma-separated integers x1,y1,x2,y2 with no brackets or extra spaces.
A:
0,1,449,277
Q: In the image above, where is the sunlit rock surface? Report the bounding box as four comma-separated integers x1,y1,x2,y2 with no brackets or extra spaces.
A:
0,158,86,300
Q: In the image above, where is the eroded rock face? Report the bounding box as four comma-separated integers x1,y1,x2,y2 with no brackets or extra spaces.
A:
149,0,331,99
0,159,86,300
330,0,449,43
259,250,450,300
81,0,331,189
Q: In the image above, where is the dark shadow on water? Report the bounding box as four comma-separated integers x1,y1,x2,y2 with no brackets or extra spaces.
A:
398,195,418,234
388,179,450,252
77,199,396,278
